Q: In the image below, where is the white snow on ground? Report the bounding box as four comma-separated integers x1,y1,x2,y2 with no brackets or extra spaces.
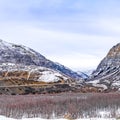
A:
0,116,117,120
112,81,120,87
92,84,108,90
0,110,118,120
0,63,69,83
39,71,67,82
87,79,100,84
87,79,108,90
76,118,117,120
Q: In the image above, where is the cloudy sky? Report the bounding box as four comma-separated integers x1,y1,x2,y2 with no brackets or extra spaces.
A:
0,0,120,71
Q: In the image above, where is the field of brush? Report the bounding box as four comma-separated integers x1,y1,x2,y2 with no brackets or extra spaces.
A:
0,93,120,119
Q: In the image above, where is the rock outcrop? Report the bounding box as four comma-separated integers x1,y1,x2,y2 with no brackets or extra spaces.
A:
87,43,120,92
0,63,80,95
0,40,86,94
0,39,85,80
1,40,120,94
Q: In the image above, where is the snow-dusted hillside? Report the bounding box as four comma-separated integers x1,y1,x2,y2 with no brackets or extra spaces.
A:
87,43,120,92
0,63,69,83
0,39,86,80
0,39,88,94
0,63,81,94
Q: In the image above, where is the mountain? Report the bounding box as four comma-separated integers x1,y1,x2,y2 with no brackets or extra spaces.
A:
0,39,86,94
0,39,86,80
2,39,120,94
87,43,120,92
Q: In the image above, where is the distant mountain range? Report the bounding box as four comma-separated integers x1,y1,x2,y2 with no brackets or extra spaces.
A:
0,39,120,94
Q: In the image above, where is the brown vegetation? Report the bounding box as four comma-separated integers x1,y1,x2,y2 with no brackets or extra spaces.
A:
0,93,120,119
0,70,69,95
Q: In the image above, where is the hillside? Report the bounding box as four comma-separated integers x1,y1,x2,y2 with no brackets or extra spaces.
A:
0,40,120,94
0,39,85,80
0,39,87,94
0,63,82,95
87,43,120,92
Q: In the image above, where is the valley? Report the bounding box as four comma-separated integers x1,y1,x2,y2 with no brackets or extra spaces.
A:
0,40,119,94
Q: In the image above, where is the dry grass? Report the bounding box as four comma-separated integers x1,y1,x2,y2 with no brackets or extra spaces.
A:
0,93,120,119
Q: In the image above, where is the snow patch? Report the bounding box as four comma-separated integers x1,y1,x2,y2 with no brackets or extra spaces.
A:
112,81,120,87
87,80,108,90
0,116,117,120
0,63,68,83
87,79,100,84
39,71,67,82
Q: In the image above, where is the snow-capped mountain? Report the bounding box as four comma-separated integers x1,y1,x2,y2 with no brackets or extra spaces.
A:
0,39,86,94
1,39,120,93
87,43,120,92
0,39,86,80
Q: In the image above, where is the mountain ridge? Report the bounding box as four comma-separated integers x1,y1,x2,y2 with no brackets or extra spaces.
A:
0,39,86,80
87,43,120,92
0,39,120,94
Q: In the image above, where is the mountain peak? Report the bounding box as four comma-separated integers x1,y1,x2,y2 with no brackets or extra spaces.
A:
107,43,120,57
0,39,86,80
92,43,120,77
89,43,120,92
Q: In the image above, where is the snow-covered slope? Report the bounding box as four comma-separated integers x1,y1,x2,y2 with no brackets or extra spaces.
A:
0,63,79,94
87,43,120,92
0,39,86,80
0,63,69,83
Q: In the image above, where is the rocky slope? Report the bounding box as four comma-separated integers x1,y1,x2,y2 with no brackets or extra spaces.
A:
1,39,120,94
0,40,86,94
87,43,120,92
0,63,81,95
0,39,85,80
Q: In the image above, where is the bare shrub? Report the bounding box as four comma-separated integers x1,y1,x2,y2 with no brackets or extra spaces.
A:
0,93,120,119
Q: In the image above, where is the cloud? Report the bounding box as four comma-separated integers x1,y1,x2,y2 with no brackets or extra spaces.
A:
0,21,119,71
0,0,119,21
47,53,102,71
0,0,120,70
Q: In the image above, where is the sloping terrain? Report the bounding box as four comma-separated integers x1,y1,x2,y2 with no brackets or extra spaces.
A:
0,63,80,94
0,39,85,80
0,40,120,94
0,39,87,94
86,43,120,92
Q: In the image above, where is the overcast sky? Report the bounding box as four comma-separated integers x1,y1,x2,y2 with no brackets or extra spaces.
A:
0,0,120,71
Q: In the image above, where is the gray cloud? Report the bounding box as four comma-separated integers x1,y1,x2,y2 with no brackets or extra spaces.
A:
0,0,120,71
